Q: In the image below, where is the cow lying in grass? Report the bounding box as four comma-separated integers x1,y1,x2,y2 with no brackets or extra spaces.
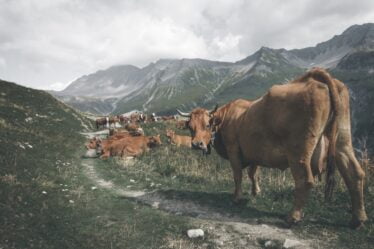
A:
165,129,192,148
86,134,162,159
109,124,144,137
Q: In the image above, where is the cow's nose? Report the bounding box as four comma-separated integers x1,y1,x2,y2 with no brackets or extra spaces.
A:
192,141,205,149
192,141,199,148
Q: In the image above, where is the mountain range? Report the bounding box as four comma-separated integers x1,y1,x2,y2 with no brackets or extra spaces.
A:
53,23,374,149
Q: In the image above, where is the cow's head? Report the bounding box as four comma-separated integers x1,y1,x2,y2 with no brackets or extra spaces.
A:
148,134,162,147
177,105,218,154
85,137,102,154
165,129,175,138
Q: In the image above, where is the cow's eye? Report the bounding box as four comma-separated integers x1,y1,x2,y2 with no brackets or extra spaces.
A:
206,124,211,129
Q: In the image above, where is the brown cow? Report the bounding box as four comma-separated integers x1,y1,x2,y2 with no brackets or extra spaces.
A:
125,123,141,133
96,116,119,129
88,135,162,159
161,115,176,121
130,112,146,123
165,129,192,148
119,115,130,124
176,120,189,129
178,68,367,228
95,117,108,129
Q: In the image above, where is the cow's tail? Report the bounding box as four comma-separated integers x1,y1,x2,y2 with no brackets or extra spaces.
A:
300,68,341,201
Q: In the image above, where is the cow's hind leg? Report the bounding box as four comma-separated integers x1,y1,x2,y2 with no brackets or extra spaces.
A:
288,159,315,224
247,165,261,196
335,143,367,229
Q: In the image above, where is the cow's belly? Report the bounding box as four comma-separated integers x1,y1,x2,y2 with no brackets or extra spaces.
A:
240,137,289,170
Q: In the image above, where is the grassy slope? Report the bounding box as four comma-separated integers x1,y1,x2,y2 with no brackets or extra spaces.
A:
2,78,373,248
95,121,374,249
0,81,198,249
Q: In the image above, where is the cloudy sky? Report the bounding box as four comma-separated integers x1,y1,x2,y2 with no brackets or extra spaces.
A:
0,0,373,90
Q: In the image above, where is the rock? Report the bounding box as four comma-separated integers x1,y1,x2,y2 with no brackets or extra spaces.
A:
214,240,224,246
283,239,303,248
187,229,204,238
84,149,98,158
151,202,160,209
264,240,275,248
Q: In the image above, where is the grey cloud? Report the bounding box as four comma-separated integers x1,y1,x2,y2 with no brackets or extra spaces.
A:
0,0,373,90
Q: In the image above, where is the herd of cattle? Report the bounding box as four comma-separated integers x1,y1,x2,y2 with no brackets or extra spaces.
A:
94,112,183,129
84,68,367,229
86,114,190,158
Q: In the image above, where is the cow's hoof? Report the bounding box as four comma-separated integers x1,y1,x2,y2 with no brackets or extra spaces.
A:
285,218,301,228
349,219,365,230
286,213,302,227
232,197,246,205
251,189,261,197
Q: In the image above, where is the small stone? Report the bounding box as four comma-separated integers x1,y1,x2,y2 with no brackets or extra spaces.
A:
264,240,275,248
187,229,204,238
130,179,135,183
283,239,303,248
214,240,224,246
42,191,47,195
91,186,97,190
151,202,160,209
69,200,74,204
84,149,98,158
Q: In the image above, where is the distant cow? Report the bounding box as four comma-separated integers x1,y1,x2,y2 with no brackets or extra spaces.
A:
178,68,367,228
119,115,130,124
176,120,188,129
165,129,192,148
95,117,109,129
161,115,176,121
124,123,144,135
96,116,120,129
129,112,146,123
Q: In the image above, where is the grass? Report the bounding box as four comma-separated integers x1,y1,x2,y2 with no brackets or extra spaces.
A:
2,79,374,248
94,121,374,249
0,80,207,249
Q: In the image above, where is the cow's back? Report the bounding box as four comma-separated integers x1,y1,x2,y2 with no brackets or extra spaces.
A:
237,81,331,168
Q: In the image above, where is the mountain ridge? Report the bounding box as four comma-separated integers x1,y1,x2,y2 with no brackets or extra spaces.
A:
53,23,374,117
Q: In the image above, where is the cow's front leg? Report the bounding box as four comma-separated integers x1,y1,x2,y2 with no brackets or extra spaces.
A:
247,165,261,196
228,153,244,203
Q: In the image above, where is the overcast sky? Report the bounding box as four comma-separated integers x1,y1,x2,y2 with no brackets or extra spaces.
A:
0,0,374,90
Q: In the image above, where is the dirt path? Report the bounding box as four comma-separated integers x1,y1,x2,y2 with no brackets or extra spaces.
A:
81,155,319,249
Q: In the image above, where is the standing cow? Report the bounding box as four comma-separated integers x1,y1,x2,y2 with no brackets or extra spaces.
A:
178,68,367,228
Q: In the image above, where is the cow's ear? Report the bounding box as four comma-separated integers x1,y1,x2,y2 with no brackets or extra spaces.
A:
212,117,222,126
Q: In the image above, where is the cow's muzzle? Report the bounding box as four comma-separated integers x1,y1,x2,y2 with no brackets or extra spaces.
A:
192,141,211,156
